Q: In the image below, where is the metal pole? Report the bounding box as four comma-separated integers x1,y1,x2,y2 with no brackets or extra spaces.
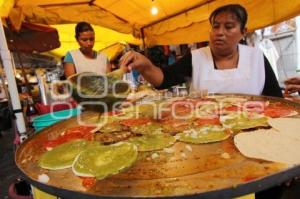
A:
0,19,27,142
296,16,300,72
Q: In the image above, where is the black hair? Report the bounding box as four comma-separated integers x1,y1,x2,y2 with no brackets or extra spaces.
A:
209,4,248,31
75,21,94,40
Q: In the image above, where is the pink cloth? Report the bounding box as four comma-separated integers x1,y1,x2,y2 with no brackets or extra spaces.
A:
35,100,77,115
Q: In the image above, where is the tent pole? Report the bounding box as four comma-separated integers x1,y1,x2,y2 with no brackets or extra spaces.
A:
15,50,33,96
0,19,27,142
296,16,300,72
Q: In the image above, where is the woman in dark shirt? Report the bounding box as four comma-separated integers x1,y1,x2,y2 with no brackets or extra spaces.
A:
121,4,282,98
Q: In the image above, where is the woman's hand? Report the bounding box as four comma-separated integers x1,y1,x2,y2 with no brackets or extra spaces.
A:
119,51,164,87
120,51,154,73
284,77,300,94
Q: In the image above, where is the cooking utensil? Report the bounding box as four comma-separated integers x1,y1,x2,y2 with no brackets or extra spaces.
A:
68,69,130,111
15,94,300,199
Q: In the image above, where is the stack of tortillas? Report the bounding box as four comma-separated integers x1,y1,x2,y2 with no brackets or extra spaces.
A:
234,118,300,165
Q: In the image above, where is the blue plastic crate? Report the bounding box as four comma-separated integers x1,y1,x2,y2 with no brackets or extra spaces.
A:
33,108,81,132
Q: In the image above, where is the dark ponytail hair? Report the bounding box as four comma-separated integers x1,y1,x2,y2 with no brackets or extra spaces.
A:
209,4,248,32
75,22,94,40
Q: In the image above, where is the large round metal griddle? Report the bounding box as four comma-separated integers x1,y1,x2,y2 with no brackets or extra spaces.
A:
15,94,300,199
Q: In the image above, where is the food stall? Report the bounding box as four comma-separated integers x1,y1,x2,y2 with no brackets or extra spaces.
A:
1,0,300,199
1,0,300,136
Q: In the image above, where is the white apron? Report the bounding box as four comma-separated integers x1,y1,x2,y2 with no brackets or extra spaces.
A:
190,44,265,95
70,49,108,75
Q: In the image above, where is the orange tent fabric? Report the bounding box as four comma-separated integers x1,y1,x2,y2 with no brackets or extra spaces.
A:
1,0,300,46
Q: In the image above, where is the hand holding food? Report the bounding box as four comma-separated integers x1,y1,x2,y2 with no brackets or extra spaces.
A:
120,51,164,87
120,51,153,73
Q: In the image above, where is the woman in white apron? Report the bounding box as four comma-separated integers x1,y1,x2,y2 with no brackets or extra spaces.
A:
63,22,111,78
121,5,289,199
120,4,282,98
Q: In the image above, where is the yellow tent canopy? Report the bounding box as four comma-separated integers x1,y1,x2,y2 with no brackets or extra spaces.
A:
99,42,128,61
1,0,300,46
0,0,141,58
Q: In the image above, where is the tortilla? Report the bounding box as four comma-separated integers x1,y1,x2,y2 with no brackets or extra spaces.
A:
130,122,163,135
263,105,298,118
127,134,176,151
220,112,268,131
100,121,123,133
38,140,100,170
94,131,133,144
268,118,300,140
234,129,300,165
176,125,231,144
72,142,138,179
